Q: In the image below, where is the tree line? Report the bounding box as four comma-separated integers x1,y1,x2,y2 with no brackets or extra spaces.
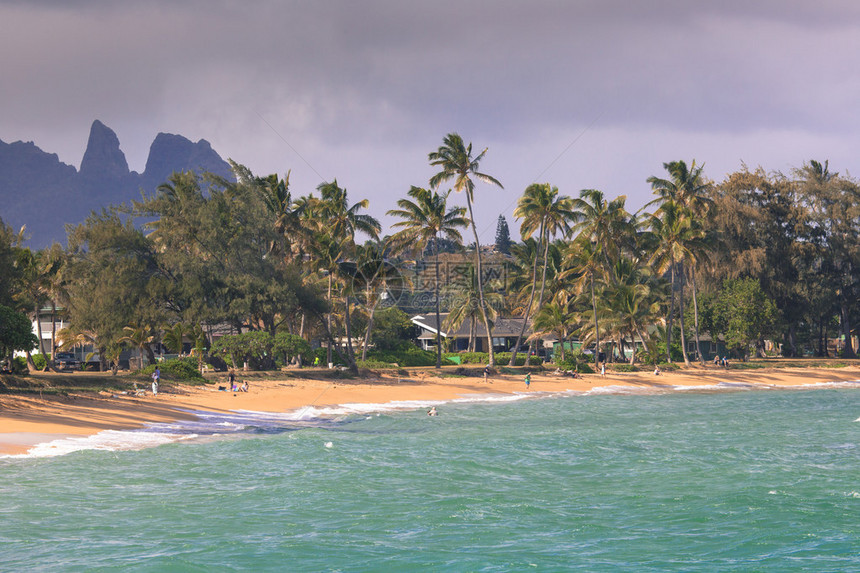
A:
1,133,857,374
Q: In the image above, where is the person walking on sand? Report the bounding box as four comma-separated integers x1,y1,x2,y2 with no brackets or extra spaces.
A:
600,362,606,377
151,366,160,396
483,365,491,383
524,373,531,389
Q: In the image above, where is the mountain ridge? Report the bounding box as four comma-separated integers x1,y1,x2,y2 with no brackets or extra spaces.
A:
0,120,234,248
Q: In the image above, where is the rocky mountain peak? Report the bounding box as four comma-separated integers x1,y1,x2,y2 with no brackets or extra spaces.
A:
79,120,130,179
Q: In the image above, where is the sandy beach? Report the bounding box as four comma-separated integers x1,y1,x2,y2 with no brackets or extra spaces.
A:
3,365,860,456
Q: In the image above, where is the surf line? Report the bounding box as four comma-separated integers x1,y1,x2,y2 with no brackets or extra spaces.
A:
295,382,334,419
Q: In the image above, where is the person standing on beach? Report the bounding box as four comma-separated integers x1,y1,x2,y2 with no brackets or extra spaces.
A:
228,370,236,390
152,366,160,396
483,365,491,383
600,362,606,377
524,373,531,389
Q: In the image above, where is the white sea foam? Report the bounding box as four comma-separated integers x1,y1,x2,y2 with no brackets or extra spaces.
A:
3,430,197,459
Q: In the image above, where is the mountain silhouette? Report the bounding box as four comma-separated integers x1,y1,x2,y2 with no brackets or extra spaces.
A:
0,120,234,248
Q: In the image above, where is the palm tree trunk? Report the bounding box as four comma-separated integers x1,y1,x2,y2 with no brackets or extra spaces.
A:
510,223,544,366
431,241,445,368
343,292,358,374
469,315,476,352
667,259,676,363
326,274,333,367
48,301,57,372
590,272,600,368
691,267,704,365
465,195,495,366
678,261,691,367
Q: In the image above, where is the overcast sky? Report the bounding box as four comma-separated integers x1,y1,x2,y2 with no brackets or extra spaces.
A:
3,0,859,242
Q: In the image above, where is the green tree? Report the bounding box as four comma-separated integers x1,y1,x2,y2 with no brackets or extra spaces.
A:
429,133,504,365
64,208,162,372
494,215,512,255
713,277,780,360
388,186,468,367
0,304,38,364
273,332,312,366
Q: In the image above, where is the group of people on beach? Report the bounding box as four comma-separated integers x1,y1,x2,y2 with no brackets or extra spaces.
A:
227,371,248,392
713,355,730,367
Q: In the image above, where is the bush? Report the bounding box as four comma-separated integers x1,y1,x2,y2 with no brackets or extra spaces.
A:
366,345,443,367
555,358,594,374
142,358,204,381
33,354,47,370
444,352,490,365
613,364,637,373
11,356,29,375
356,359,398,369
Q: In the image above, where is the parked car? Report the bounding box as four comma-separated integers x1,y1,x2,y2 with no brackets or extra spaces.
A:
54,352,79,371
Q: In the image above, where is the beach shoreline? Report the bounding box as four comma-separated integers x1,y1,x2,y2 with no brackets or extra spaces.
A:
3,365,860,457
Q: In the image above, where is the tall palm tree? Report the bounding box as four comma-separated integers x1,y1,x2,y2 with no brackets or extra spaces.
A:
429,133,504,366
248,169,312,259
570,189,634,281
509,183,574,365
647,160,715,365
646,201,707,366
315,180,381,241
562,235,606,367
646,160,713,215
388,186,468,367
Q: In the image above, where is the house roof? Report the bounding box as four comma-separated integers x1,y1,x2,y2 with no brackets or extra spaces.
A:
412,313,528,339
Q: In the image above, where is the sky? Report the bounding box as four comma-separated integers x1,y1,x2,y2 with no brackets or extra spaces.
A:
3,0,860,244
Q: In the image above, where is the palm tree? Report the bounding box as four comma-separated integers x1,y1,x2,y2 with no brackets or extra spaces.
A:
529,301,577,363
645,201,707,366
388,186,468,367
119,324,155,370
248,168,312,259
646,160,713,215
509,183,574,365
570,189,635,281
348,239,409,361
562,235,606,366
429,133,504,365
443,268,503,353
315,180,382,240
162,322,188,355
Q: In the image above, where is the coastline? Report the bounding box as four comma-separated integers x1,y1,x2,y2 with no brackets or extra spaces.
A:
3,365,860,457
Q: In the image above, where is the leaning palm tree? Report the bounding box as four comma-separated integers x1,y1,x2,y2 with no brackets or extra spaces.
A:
388,186,468,367
429,133,504,366
509,183,574,365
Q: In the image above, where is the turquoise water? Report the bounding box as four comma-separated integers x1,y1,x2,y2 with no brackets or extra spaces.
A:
2,385,860,571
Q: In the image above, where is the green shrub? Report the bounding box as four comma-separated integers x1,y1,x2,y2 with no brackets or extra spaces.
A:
444,352,490,365
555,358,594,374
366,345,445,367
11,356,29,375
356,359,397,369
33,354,47,370
612,364,637,372
142,358,204,381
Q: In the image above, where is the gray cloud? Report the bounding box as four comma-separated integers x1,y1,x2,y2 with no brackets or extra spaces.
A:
2,0,860,239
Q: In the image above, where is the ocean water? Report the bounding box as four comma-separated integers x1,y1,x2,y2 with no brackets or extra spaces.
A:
2,382,860,571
